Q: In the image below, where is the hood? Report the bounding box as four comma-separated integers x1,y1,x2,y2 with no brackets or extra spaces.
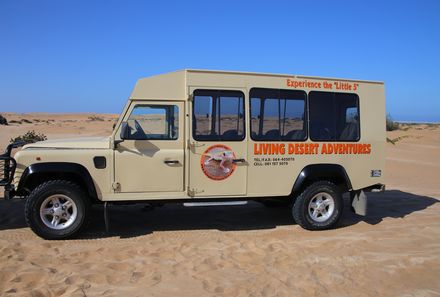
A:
23,136,111,149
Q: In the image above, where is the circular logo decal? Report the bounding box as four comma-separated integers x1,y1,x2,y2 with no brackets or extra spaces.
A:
200,145,237,181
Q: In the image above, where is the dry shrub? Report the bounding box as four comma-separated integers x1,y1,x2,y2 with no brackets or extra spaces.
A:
10,130,47,144
88,115,104,121
0,114,7,125
386,114,399,131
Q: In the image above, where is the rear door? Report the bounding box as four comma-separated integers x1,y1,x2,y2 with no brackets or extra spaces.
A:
188,89,248,197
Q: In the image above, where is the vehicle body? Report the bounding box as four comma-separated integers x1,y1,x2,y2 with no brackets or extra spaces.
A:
1,69,385,239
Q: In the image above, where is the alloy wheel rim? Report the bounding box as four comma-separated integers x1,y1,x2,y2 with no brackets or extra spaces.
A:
39,194,78,230
308,192,335,223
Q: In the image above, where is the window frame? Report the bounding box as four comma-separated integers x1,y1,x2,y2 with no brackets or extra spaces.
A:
125,104,179,141
249,87,308,142
192,89,246,142
308,91,361,142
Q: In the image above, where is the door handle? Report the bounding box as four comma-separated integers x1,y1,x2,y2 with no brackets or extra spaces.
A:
233,158,246,163
164,160,180,164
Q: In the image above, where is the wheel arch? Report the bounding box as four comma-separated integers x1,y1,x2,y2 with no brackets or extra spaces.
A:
291,164,352,195
17,162,98,201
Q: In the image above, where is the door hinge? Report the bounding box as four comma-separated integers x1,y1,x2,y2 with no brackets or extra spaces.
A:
187,140,205,150
188,187,204,197
112,182,121,192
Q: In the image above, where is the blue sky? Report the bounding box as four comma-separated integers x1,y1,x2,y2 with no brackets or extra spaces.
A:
1,0,439,122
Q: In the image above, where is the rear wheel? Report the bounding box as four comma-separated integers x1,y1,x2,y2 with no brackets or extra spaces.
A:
25,180,90,239
292,181,343,230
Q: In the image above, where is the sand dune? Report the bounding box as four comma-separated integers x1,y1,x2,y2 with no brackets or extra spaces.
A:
0,113,439,296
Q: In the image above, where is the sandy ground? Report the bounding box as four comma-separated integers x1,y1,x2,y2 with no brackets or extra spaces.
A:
0,113,439,297
0,113,118,146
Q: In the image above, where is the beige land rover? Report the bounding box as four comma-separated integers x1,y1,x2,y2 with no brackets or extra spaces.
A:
0,69,385,239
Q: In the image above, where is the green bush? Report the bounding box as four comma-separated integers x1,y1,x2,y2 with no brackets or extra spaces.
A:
386,114,399,131
10,130,47,144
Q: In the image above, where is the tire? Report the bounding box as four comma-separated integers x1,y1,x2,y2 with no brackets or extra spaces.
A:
292,181,343,230
25,180,90,240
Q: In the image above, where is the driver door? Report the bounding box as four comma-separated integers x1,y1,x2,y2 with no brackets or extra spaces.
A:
114,101,184,193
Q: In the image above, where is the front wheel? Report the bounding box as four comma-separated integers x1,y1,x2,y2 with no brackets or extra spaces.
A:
292,181,343,230
25,180,90,240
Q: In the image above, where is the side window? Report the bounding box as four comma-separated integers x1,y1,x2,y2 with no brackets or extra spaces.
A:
193,90,245,141
126,105,178,140
250,88,307,141
309,91,360,141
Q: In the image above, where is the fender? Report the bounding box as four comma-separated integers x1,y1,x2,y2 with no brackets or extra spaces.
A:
292,164,352,193
17,162,97,198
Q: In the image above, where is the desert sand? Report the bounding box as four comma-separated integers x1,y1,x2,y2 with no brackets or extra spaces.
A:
0,113,439,297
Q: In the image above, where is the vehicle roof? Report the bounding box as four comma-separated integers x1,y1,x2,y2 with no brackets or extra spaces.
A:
184,69,384,84
129,69,384,101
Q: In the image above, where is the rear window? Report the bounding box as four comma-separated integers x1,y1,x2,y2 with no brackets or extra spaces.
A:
250,88,307,141
193,90,245,141
309,91,360,141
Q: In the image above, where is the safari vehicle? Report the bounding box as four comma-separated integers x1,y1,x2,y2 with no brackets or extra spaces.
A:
1,70,385,239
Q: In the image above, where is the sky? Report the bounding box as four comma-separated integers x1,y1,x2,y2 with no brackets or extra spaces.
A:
1,0,439,122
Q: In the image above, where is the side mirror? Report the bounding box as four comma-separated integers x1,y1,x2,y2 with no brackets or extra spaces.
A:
114,122,129,149
120,122,129,139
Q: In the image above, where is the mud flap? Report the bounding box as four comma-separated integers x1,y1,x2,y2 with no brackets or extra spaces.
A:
350,190,368,216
